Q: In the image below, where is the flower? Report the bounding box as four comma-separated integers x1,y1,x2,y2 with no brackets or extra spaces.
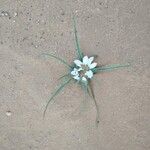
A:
71,68,80,80
71,56,97,82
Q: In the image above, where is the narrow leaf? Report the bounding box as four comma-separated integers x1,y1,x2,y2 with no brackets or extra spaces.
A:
87,82,100,126
73,16,83,60
82,81,88,96
92,63,130,73
43,78,72,118
58,73,71,81
41,53,72,68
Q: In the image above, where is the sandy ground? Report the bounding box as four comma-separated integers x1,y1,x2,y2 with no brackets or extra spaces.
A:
0,0,150,150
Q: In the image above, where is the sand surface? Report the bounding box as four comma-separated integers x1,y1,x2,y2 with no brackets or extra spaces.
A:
0,0,150,150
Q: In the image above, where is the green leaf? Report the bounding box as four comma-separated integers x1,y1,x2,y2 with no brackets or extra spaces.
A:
87,81,100,126
41,53,72,68
43,78,72,118
73,16,83,60
58,73,71,81
81,81,88,95
81,81,100,126
92,63,130,73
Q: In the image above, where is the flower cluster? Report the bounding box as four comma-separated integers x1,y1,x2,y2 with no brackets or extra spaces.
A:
71,56,97,82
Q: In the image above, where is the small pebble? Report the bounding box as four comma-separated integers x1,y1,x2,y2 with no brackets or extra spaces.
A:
5,12,8,16
14,12,18,17
36,19,40,24
1,13,4,16
6,111,12,116
61,11,65,16
1,11,9,17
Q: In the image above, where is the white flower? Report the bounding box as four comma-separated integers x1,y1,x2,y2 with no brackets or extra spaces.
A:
71,68,80,80
85,70,93,78
74,56,97,69
71,56,97,82
71,68,79,76
82,76,87,82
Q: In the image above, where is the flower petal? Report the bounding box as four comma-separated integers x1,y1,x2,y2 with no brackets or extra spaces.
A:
82,77,87,82
71,71,75,75
78,67,83,71
89,62,97,69
88,57,94,64
83,56,89,65
74,60,82,67
85,70,93,79
71,68,79,76
73,75,80,80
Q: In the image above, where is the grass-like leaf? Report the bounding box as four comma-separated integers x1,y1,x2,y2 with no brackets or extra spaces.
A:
81,80,100,126
73,16,83,60
81,81,88,95
92,63,130,73
43,78,72,118
58,73,71,81
41,53,72,68
87,81,100,126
